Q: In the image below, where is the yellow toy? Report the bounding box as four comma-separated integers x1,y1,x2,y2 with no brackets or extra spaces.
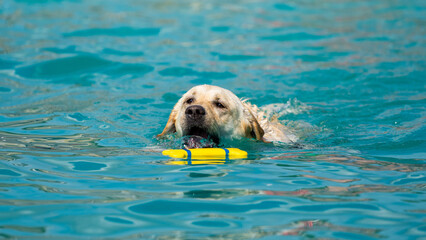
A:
162,148,247,160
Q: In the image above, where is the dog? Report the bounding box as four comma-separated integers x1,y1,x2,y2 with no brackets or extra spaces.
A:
157,85,296,148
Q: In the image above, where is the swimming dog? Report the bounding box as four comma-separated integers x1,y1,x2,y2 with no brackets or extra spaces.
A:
157,85,295,148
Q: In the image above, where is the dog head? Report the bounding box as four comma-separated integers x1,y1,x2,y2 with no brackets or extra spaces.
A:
157,85,264,147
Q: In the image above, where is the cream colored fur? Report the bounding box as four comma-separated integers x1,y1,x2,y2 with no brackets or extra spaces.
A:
158,85,295,144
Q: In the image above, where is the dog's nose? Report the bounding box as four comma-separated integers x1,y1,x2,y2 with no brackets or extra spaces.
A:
185,105,206,120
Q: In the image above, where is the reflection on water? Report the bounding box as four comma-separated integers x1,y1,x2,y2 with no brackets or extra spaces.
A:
1,0,425,239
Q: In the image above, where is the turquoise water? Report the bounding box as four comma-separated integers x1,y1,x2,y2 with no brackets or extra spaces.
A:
1,0,425,239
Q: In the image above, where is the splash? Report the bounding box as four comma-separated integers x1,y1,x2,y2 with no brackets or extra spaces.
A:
261,98,311,119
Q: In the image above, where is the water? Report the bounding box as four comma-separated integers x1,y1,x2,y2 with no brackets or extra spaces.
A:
1,0,425,239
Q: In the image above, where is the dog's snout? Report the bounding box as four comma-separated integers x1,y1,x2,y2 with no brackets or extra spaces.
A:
185,105,206,120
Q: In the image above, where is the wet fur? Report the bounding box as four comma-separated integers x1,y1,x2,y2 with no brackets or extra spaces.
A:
157,85,294,144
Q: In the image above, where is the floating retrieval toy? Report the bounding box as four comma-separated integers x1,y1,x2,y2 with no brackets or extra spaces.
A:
162,148,247,160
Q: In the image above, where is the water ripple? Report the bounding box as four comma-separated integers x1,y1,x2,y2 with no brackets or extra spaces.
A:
63,27,161,37
158,67,236,79
129,199,287,215
261,32,327,41
15,55,154,80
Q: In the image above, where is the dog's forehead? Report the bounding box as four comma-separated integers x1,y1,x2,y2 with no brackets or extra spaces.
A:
185,85,237,100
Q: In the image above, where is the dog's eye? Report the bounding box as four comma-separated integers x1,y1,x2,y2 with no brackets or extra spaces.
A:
186,98,194,104
215,101,226,108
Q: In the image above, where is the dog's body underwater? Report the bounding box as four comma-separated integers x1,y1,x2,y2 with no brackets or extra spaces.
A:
157,85,296,148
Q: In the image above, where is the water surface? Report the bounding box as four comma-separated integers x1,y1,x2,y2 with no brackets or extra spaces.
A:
0,0,425,239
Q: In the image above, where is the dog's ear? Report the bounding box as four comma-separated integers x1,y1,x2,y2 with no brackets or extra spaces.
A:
157,108,178,138
243,103,266,142
247,111,265,141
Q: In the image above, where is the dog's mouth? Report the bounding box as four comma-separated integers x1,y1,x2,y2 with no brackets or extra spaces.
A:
183,126,219,149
